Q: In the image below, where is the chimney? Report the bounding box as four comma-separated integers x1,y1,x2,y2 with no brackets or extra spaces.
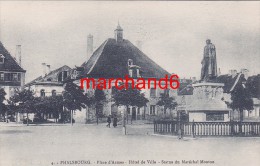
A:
87,34,93,59
42,63,46,76
136,40,142,50
15,45,22,67
46,65,51,74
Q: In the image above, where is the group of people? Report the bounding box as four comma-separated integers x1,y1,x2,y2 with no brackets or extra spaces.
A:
106,115,117,128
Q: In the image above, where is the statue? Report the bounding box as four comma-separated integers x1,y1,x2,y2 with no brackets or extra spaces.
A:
200,39,217,81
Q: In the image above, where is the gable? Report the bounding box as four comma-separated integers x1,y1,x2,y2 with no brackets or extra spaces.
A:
0,42,26,72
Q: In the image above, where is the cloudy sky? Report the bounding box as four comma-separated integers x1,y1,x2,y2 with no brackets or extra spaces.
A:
0,1,259,83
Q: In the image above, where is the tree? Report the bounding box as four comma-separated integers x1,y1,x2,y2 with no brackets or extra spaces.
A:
63,81,91,125
34,95,63,122
0,88,7,122
9,89,35,126
230,77,253,133
93,89,106,125
157,92,177,118
246,74,260,98
113,87,149,134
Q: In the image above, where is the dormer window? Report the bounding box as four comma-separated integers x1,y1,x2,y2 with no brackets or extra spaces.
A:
58,71,68,82
0,54,5,64
128,59,133,66
40,89,45,97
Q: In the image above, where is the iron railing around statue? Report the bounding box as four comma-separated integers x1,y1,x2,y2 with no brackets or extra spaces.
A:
154,120,260,137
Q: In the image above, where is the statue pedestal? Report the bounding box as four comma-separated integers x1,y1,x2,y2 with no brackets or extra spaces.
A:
186,82,231,122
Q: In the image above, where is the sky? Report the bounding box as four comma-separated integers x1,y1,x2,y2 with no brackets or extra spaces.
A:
0,1,259,83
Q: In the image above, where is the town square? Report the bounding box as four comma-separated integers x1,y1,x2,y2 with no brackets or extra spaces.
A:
0,1,260,166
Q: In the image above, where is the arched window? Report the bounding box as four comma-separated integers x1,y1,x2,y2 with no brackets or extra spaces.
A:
51,89,57,96
40,89,45,97
52,90,56,96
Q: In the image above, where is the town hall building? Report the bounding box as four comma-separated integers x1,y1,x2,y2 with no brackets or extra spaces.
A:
70,24,178,123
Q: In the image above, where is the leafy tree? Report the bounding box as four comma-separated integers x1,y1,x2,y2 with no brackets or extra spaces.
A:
157,92,177,117
34,95,63,122
63,81,91,125
9,89,35,126
0,88,7,121
246,74,260,98
230,76,253,133
113,87,149,134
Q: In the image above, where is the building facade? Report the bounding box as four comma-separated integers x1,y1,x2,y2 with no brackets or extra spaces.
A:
25,64,71,97
70,24,178,123
0,42,26,100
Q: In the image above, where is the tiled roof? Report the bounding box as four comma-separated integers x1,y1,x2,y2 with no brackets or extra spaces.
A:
0,41,26,72
25,65,71,87
80,38,170,79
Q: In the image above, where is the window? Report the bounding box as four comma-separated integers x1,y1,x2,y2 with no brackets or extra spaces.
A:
12,73,18,81
150,105,156,115
58,72,62,82
58,71,68,82
0,54,4,64
127,107,131,115
128,59,133,66
129,69,133,77
52,90,56,96
4,73,11,81
47,78,52,81
40,89,45,97
0,73,4,81
150,88,156,97
63,71,68,79
18,73,21,81
206,113,224,121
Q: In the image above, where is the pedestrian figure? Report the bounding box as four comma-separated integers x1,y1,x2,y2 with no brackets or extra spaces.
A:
106,115,111,128
113,116,118,128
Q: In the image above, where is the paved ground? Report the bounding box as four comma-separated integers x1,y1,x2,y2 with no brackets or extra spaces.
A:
0,123,260,166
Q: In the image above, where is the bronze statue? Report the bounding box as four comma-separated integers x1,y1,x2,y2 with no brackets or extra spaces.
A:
200,39,217,81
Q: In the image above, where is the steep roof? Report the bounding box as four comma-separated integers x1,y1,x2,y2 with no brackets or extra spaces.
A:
25,65,71,87
0,41,26,72
81,38,170,79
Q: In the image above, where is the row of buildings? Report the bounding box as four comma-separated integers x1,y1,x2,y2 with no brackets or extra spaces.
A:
0,24,259,123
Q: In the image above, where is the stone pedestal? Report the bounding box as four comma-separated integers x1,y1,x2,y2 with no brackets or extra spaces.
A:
186,82,231,122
